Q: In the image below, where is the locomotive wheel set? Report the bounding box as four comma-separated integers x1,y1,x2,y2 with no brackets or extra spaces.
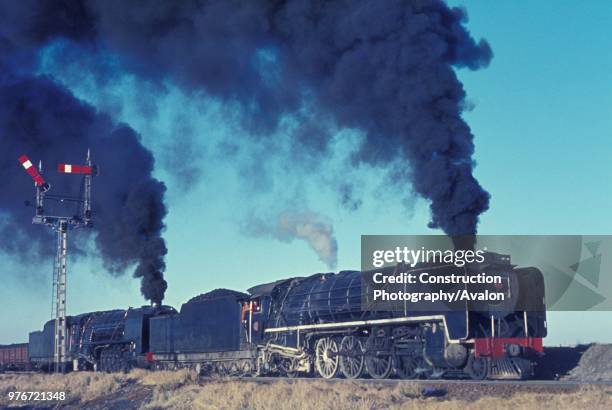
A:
247,320,541,381
27,252,546,380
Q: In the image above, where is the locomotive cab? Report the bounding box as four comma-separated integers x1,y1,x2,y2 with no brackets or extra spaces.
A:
241,296,270,345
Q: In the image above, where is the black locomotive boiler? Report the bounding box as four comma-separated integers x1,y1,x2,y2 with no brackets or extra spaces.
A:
29,252,546,380
29,306,176,372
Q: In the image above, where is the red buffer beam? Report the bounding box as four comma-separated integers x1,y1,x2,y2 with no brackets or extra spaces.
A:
18,154,47,187
57,163,93,174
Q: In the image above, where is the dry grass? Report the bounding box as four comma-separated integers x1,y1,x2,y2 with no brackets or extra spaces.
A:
143,380,612,410
0,371,126,405
460,387,611,410
138,368,198,390
143,379,425,410
0,371,610,409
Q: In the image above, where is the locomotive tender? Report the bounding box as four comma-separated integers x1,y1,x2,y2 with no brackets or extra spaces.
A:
29,252,546,380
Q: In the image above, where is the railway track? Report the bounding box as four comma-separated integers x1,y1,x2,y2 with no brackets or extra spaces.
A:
203,376,612,387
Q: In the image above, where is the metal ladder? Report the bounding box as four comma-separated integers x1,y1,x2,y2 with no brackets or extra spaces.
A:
52,221,68,373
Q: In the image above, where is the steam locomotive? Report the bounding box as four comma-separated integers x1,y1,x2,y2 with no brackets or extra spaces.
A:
29,252,546,380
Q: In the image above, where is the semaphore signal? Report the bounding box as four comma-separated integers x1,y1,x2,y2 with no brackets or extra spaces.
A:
57,163,96,175
18,154,50,192
18,150,97,373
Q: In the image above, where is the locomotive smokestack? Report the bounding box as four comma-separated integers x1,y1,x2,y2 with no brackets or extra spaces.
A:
452,235,478,251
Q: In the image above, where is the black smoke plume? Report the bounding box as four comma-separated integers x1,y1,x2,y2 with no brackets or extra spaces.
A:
1,0,492,258
0,40,168,303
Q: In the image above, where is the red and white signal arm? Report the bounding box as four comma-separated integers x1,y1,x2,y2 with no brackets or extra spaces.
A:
57,163,94,174
18,154,46,186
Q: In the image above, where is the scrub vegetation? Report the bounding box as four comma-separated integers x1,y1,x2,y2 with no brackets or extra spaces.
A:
1,370,610,409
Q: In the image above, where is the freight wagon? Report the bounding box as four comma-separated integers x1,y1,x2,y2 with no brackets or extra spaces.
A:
0,343,29,371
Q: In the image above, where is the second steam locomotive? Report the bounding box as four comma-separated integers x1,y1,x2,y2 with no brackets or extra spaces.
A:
29,252,546,380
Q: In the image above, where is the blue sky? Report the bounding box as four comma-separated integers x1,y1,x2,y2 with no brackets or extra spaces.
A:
2,1,611,345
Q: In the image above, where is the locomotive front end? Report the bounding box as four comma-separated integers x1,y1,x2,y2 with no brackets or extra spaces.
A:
464,255,547,379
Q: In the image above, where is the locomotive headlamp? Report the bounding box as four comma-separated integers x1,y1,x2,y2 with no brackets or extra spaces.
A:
506,343,522,357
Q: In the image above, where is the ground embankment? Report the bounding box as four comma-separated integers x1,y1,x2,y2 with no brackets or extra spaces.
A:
536,344,612,381
564,344,612,382
1,370,611,409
